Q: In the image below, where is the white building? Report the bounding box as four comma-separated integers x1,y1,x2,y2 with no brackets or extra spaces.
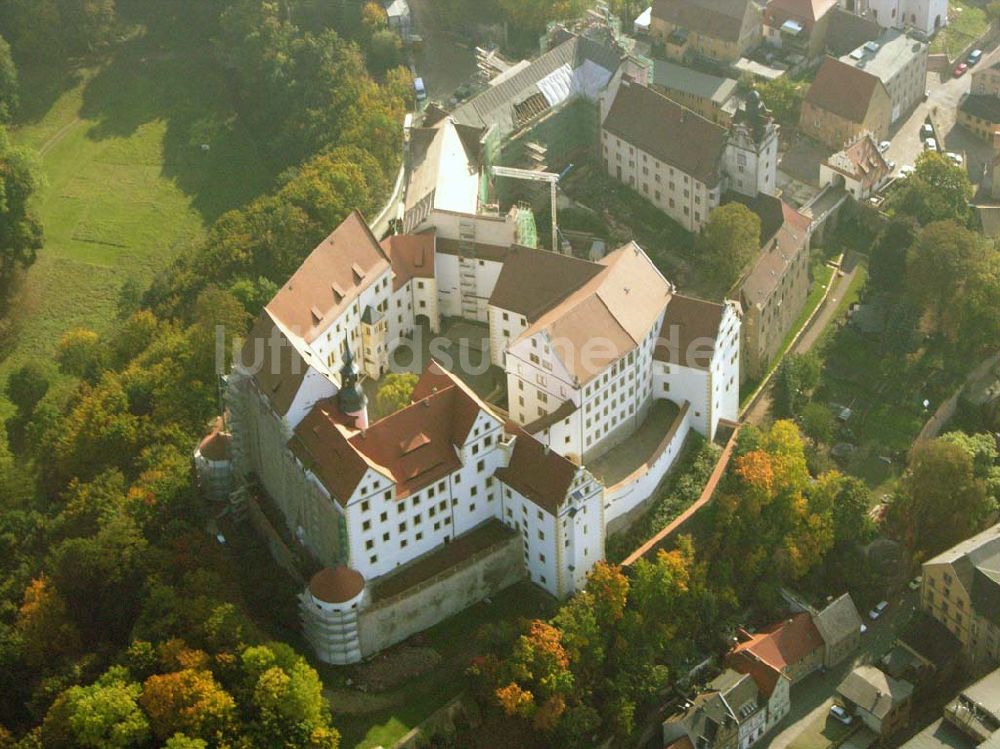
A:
819,131,891,199
845,0,946,36
601,78,778,232
229,208,741,664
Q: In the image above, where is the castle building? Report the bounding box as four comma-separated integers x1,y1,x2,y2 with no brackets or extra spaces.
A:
226,208,740,664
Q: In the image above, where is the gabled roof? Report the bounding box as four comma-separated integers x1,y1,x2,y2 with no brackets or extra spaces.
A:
654,294,727,371
805,57,886,123
451,35,621,134
495,425,579,514
265,211,390,344
736,195,810,309
517,242,673,384
765,0,837,30
405,118,481,217
289,362,497,502
729,649,784,698
383,231,436,290
837,666,913,719
239,311,321,417
825,8,882,56
813,593,863,646
731,612,825,673
652,59,739,106
603,80,727,186
823,132,889,189
488,244,604,321
652,0,756,42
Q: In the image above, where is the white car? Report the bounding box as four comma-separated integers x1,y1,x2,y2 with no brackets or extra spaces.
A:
860,624,868,635
924,137,938,152
869,600,889,620
878,140,891,153
830,705,854,725
946,152,964,166
887,160,896,171
908,576,923,590
900,164,915,177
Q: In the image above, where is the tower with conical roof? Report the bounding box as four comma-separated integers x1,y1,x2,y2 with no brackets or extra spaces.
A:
338,347,369,429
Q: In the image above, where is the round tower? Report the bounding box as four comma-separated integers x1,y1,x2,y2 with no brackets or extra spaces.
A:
300,565,366,665
338,347,369,430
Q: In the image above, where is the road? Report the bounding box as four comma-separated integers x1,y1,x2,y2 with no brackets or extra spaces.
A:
763,589,919,749
407,0,478,101
744,255,861,426
884,45,994,181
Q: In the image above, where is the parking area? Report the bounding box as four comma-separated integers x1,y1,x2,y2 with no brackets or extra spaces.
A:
884,50,994,183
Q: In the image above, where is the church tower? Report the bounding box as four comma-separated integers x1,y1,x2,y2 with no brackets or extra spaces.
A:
338,348,369,430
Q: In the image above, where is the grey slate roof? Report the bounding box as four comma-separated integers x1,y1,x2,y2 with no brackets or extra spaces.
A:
813,593,863,646
450,35,621,134
837,666,914,720
652,59,739,105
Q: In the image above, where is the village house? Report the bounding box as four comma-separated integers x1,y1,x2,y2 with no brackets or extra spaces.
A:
663,669,778,749
838,29,928,124
764,0,838,61
812,593,865,667
731,193,812,382
650,0,764,64
651,59,740,125
800,57,892,149
728,612,826,685
836,666,915,738
601,79,778,231
921,523,1000,670
819,131,891,200
958,95,1000,143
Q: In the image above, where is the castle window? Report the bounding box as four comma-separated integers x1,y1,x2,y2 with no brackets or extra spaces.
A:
365,539,374,550
361,500,369,512
362,520,371,531
380,512,388,522
382,532,389,541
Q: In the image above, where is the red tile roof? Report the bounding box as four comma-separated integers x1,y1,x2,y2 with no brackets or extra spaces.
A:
765,0,837,31
309,565,365,603
730,612,824,674
290,362,499,503
266,211,390,343
382,231,436,291
728,649,783,697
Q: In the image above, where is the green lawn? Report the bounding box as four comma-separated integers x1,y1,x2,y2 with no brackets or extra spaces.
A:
930,0,990,56
3,21,274,399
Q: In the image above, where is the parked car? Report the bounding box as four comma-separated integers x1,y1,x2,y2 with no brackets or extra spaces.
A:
968,49,983,66
900,164,916,177
921,122,934,138
869,600,889,620
887,160,896,171
414,77,427,102
878,140,891,153
954,62,969,77
946,151,964,166
924,137,938,152
908,576,923,590
830,705,854,725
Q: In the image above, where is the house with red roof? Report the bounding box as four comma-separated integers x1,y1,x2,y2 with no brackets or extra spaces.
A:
764,0,838,59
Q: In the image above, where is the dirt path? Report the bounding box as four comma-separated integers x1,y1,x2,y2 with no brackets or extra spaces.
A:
38,116,82,157
744,256,861,426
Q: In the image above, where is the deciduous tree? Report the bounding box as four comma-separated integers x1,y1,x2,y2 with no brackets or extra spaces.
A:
374,373,419,419
906,220,985,330
0,126,43,286
0,36,17,123
888,151,973,225
695,203,761,288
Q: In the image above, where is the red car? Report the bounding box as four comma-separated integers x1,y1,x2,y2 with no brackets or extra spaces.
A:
954,62,969,77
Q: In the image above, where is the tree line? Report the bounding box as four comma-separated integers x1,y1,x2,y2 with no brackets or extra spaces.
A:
0,1,412,745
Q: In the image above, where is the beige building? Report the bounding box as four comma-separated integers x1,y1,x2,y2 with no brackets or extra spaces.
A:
764,0,838,60
836,666,914,738
732,194,812,382
800,57,892,149
971,49,1000,96
921,523,1000,672
958,95,1000,143
838,30,928,124
651,0,763,64
651,59,740,125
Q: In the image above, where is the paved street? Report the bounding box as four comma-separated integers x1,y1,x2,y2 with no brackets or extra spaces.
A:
762,589,919,749
884,44,995,182
407,0,478,101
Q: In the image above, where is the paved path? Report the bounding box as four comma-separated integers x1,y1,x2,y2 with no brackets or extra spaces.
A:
744,256,861,426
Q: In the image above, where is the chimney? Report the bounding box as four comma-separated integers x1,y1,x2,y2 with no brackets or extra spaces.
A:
543,443,551,455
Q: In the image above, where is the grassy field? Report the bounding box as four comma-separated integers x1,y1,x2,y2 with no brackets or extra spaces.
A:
930,0,990,56
2,20,274,401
